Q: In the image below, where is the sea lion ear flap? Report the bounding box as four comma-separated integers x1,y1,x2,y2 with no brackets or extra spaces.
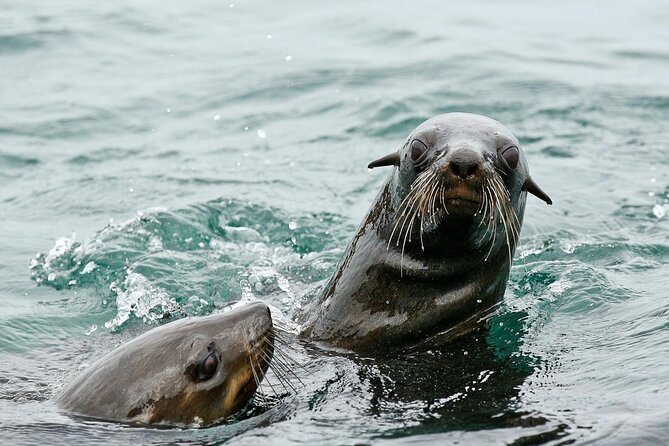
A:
368,152,400,169
523,177,553,205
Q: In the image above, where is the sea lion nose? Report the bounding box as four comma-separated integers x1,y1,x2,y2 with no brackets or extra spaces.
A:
447,149,482,180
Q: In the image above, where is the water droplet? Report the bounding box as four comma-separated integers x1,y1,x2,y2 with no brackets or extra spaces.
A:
648,191,655,197
650,178,656,183
81,261,97,274
213,115,221,121
244,126,249,131
653,204,667,219
166,108,171,113
257,129,266,138
266,34,273,39
284,55,292,61
129,188,134,193
288,221,298,230
229,3,234,7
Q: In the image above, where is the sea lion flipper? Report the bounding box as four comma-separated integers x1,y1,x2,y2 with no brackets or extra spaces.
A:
368,152,400,169
523,177,553,205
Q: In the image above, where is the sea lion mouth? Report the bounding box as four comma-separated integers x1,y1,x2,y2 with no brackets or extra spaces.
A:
442,189,482,206
444,197,480,207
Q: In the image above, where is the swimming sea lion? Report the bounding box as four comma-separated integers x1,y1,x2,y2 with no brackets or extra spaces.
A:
57,301,274,427
301,113,551,352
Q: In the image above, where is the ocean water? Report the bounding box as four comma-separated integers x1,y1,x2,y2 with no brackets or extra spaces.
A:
1,0,668,444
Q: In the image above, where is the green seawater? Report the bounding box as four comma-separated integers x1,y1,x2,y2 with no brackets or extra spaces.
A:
1,1,668,444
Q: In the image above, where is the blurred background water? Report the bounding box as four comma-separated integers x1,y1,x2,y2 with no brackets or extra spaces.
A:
1,0,668,444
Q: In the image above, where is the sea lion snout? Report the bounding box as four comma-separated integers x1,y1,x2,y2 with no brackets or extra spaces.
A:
444,148,483,182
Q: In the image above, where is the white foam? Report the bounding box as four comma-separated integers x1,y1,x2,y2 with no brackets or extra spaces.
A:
44,233,76,268
105,272,179,330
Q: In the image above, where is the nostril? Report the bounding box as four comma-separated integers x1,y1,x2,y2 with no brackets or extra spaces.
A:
449,160,479,179
450,160,461,178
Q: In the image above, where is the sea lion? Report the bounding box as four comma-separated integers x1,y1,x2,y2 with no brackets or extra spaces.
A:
301,113,551,352
57,301,274,427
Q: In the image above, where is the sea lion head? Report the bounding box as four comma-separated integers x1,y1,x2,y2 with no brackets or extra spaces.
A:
369,112,551,261
58,301,274,427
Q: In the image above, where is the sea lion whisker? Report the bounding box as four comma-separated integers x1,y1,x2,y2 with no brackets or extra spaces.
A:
417,173,431,206
439,184,446,216
270,324,294,336
404,199,421,245
272,358,304,386
261,354,291,394
387,174,430,248
428,177,440,225
478,182,489,226
419,209,425,251
269,366,293,393
435,181,445,219
483,184,495,234
389,170,437,252
266,358,290,390
400,205,421,275
484,178,500,262
248,356,264,394
389,185,422,249
251,358,270,403
270,351,305,386
476,186,485,217
479,184,494,246
476,185,492,245
273,345,303,368
259,361,280,396
262,339,302,385
265,355,295,393
270,341,306,370
492,174,518,245
490,177,513,264
263,345,288,373
395,194,419,246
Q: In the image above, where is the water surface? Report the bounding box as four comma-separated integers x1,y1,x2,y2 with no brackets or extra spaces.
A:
1,0,668,444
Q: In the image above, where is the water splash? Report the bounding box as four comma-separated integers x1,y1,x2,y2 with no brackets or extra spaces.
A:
104,272,181,330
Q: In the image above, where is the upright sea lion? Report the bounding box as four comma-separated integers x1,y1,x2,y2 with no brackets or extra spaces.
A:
57,301,274,427
301,113,551,352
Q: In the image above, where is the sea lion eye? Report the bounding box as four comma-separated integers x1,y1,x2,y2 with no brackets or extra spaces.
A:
501,146,519,169
199,352,219,380
410,139,428,161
